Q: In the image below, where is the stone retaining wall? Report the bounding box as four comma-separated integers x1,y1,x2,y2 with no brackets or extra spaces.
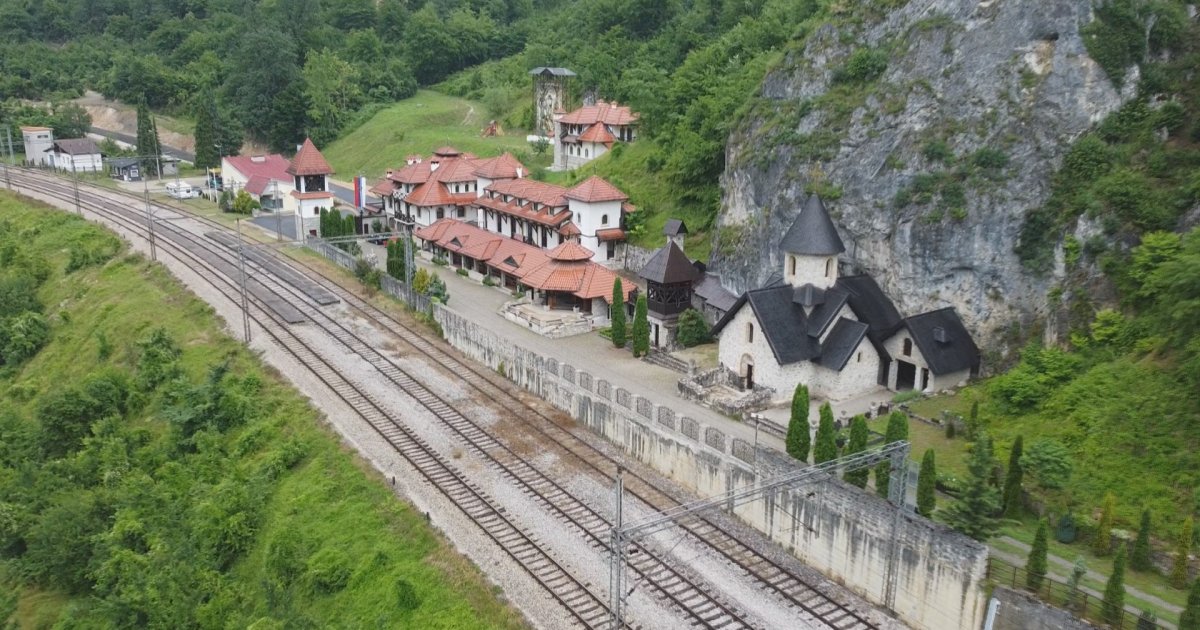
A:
435,304,989,630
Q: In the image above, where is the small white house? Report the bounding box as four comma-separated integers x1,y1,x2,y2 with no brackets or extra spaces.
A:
713,195,979,404
553,100,638,170
21,126,53,167
45,138,103,173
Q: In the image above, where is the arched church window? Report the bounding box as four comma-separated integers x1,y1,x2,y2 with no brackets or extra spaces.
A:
903,338,912,356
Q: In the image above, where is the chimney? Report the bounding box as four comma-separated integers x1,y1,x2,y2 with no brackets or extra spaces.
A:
516,167,524,178
386,169,394,178
933,326,949,343
296,144,303,154
429,160,440,172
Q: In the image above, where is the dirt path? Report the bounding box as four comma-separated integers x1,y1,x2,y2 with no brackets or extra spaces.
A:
74,91,195,153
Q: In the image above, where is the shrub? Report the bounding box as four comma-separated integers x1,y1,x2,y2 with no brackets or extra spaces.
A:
306,547,352,593
922,140,953,163
675,309,710,347
455,267,469,277
833,48,888,84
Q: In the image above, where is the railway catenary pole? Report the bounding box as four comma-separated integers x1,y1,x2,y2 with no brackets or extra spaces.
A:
71,157,81,215
609,466,625,630
143,174,157,261
3,126,13,189
235,218,252,343
273,179,283,242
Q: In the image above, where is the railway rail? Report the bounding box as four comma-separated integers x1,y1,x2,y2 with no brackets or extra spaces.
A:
9,169,879,629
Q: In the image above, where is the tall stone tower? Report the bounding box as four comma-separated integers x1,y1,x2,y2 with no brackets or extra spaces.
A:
780,194,845,291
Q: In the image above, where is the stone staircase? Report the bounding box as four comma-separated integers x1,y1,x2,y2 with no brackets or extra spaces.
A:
643,350,690,374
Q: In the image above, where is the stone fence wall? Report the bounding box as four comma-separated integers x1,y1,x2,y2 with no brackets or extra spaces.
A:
434,304,989,630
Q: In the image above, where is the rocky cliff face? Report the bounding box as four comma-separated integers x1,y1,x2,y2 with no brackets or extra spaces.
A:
712,0,1127,357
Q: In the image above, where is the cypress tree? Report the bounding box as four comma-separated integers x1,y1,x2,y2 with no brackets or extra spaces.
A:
136,100,161,177
1173,517,1194,589
967,400,980,439
942,433,1001,541
1180,578,1200,630
610,278,626,348
875,411,909,498
194,99,218,169
1101,544,1128,626
1094,493,1116,557
843,415,869,487
917,448,937,517
632,294,649,357
1002,436,1024,517
1131,509,1153,572
785,384,810,463
813,403,837,464
1027,518,1049,592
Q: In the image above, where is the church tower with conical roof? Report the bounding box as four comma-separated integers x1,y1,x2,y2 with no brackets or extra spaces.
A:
779,195,845,291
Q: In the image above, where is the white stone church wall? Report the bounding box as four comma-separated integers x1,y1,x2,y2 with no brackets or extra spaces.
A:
783,253,838,289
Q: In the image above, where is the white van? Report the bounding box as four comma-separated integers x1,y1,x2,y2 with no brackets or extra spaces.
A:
166,182,198,199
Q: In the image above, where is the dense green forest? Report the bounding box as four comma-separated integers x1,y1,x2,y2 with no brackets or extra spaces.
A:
0,195,525,628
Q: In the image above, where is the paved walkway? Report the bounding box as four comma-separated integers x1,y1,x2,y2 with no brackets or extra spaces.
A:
992,535,1182,618
360,242,784,452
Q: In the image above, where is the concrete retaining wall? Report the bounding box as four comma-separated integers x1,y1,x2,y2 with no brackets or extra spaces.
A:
435,305,989,629
988,587,1099,630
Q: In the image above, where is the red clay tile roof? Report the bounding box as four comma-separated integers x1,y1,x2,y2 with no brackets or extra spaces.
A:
224,154,292,183
547,241,594,261
433,146,462,157
287,138,334,176
559,101,638,126
390,160,433,184
486,178,569,207
559,222,581,236
578,122,616,145
595,227,627,242
369,178,393,196
473,152,527,179
565,175,628,203
245,175,272,196
405,181,476,207
475,195,572,228
414,219,632,303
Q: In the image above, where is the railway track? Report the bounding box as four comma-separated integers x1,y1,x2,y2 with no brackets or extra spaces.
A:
9,170,767,629
13,170,881,629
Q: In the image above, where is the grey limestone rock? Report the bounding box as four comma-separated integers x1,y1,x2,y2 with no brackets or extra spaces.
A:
712,0,1128,355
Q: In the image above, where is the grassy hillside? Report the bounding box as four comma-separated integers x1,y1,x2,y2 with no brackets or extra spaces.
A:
0,193,526,629
323,90,547,180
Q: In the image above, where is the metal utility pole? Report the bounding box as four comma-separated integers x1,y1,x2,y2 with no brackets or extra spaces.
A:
143,176,157,261
71,157,81,215
274,179,283,242
235,219,252,344
609,466,625,630
3,126,12,190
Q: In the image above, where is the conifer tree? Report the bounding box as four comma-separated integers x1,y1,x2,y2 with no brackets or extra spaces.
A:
1027,518,1049,592
917,448,937,517
1094,493,1117,557
632,294,649,357
1180,578,1200,630
813,403,837,464
785,384,810,463
610,278,626,348
1002,435,1024,517
875,411,909,498
1102,544,1128,626
1131,509,1153,572
843,415,869,487
942,433,1001,541
136,100,161,177
194,99,218,169
1173,517,1194,589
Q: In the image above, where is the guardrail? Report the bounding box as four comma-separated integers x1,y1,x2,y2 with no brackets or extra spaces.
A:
306,239,431,313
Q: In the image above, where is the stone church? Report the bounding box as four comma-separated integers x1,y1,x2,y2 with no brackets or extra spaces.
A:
712,195,980,403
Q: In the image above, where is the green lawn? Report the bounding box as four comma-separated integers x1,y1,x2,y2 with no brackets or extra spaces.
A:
323,90,547,179
0,193,527,629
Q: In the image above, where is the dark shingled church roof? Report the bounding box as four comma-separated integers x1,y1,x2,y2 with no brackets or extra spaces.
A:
806,288,848,338
639,241,698,284
816,319,869,371
779,195,845,256
837,275,903,342
742,287,821,364
903,307,980,375
663,219,688,237
693,273,738,312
